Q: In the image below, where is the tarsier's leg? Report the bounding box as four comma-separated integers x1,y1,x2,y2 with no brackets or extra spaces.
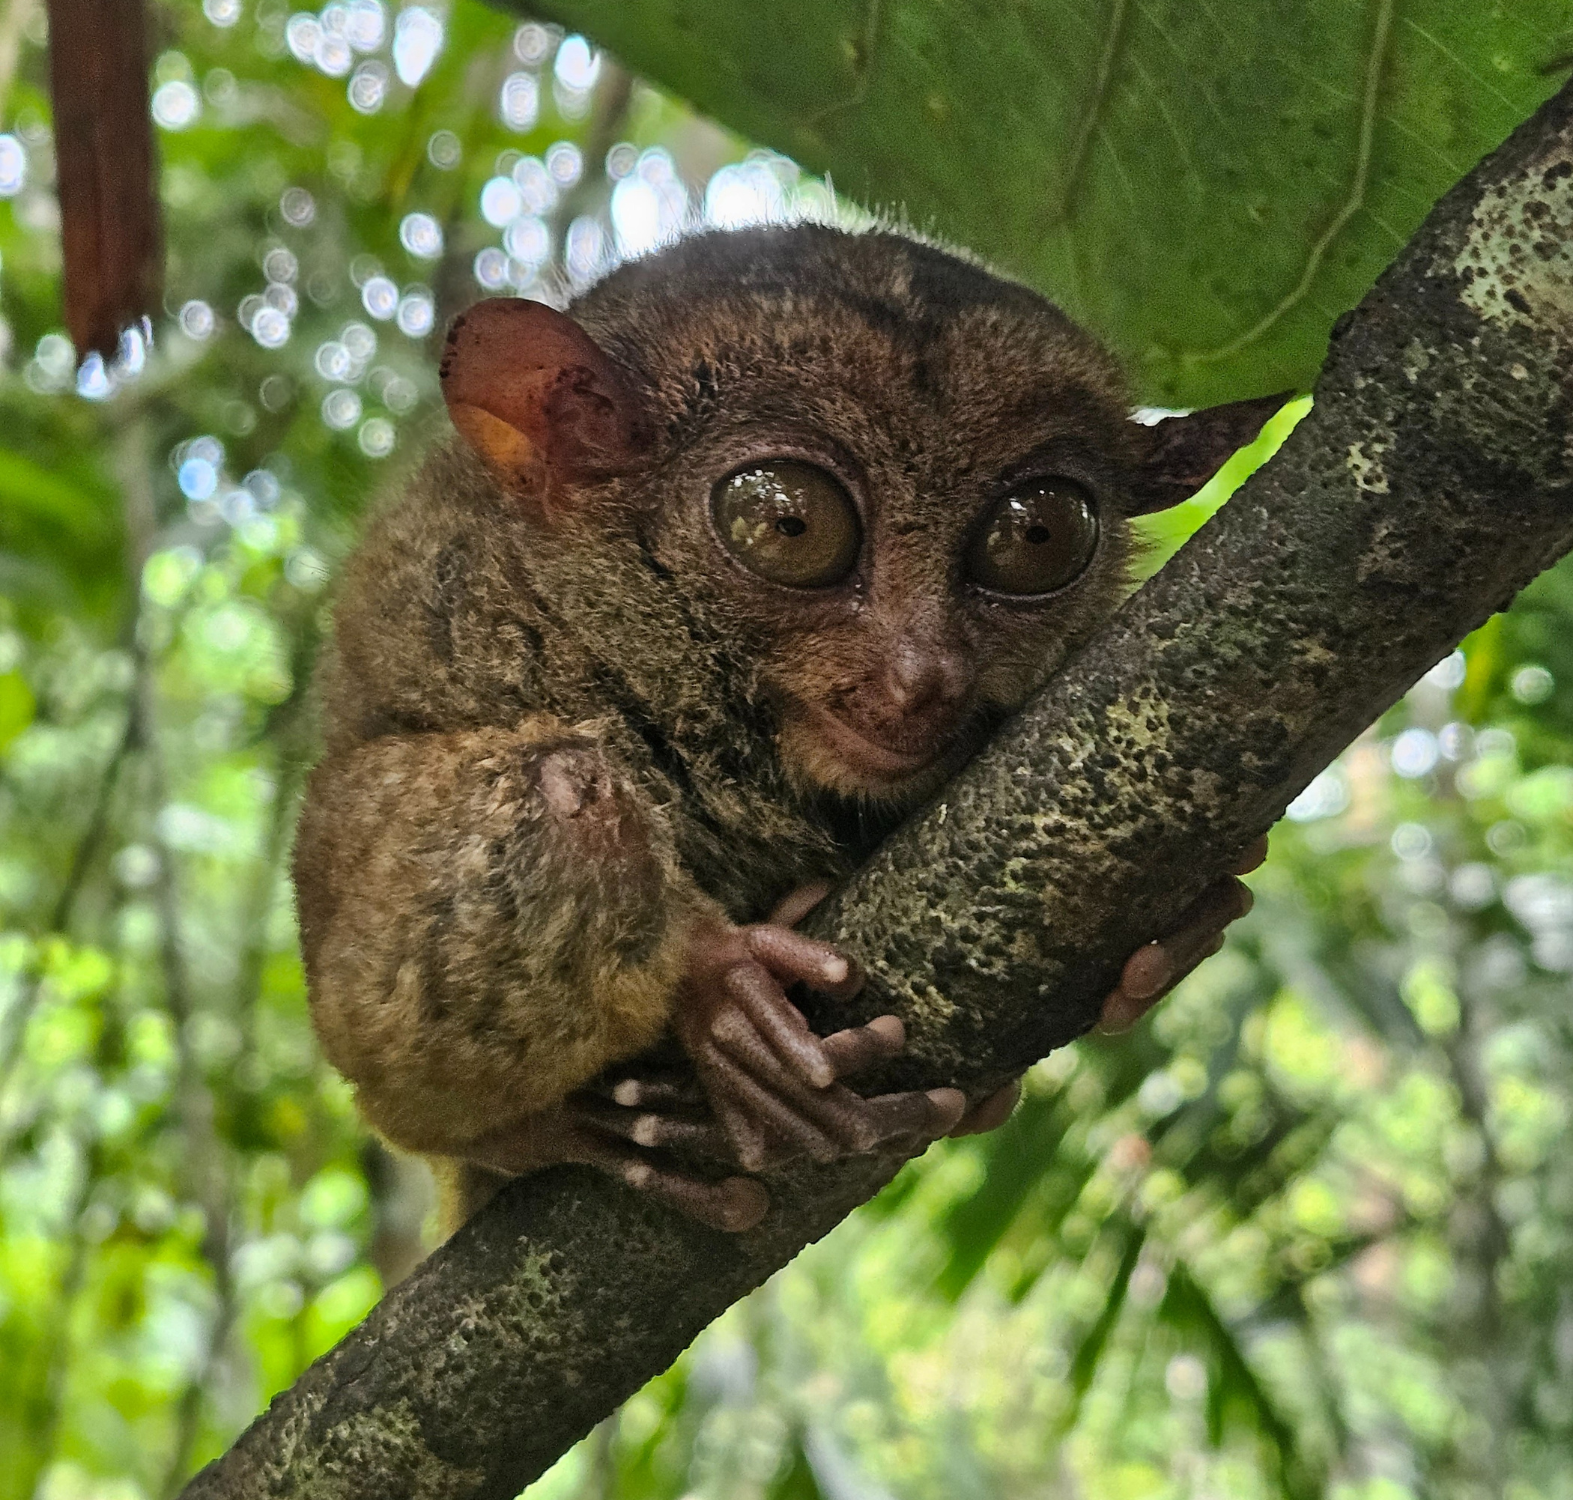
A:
464,930,964,1233
295,720,700,1162
448,835,1265,1233
574,839,1269,1206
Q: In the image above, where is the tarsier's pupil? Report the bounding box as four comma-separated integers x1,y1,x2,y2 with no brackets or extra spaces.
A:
968,478,1099,596
712,460,860,587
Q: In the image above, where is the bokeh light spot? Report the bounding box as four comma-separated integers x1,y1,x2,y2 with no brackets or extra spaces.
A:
499,72,539,132
399,212,443,259
322,388,363,430
546,141,582,187
251,306,291,349
513,22,550,64
348,60,389,114
480,176,522,227
473,247,509,291
358,418,395,457
0,135,27,196
427,129,461,169
152,80,201,130
178,300,216,340
395,288,434,338
392,6,443,87
280,186,316,226
553,35,600,90
503,216,549,267
361,276,398,320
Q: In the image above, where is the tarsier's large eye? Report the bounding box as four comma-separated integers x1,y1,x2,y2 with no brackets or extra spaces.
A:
711,460,860,588
966,479,1099,596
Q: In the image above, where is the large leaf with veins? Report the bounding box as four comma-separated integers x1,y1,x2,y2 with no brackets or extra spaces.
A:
521,0,1570,404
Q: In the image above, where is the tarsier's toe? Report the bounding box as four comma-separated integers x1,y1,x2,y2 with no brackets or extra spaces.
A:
949,1080,1022,1138
1101,871,1259,1032
926,1088,968,1133
715,1177,770,1232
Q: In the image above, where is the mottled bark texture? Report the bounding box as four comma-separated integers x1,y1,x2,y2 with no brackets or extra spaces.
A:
184,81,1573,1500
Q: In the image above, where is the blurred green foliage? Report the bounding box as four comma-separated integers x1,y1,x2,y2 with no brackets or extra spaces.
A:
0,5,1570,1499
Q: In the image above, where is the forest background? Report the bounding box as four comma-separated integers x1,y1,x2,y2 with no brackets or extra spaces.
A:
1,2,1573,1497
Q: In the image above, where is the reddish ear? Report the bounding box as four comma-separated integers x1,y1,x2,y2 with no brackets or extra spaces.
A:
1127,392,1292,514
440,298,651,513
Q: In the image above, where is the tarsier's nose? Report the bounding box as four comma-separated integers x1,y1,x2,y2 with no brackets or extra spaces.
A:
883,638,969,719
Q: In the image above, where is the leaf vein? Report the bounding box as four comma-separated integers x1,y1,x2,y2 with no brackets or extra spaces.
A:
1189,0,1396,366
1050,0,1131,224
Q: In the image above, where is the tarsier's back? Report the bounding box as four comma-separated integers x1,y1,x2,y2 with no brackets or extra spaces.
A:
294,223,1281,1232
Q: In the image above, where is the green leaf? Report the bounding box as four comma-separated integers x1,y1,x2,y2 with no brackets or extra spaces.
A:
523,0,1569,404
1068,1221,1145,1403
0,673,35,753
1159,1263,1321,1500
767,1435,827,1500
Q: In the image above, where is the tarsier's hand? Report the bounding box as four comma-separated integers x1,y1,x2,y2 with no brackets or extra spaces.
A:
1100,834,1268,1030
665,913,966,1178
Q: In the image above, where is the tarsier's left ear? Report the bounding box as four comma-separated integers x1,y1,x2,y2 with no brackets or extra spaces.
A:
1126,392,1293,515
440,297,652,517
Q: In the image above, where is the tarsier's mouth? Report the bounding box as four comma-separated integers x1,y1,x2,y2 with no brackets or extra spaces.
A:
809,706,940,778
788,699,977,792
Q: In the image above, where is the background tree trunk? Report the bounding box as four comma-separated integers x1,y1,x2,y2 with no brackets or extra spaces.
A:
181,76,1573,1500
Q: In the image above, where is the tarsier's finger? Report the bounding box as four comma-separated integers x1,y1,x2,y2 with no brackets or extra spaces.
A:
766,882,833,928
845,1087,968,1147
724,963,835,1087
610,1152,771,1234
1101,876,1253,1032
1160,876,1253,977
949,1080,1022,1138
702,1050,843,1167
819,1015,906,1077
569,1096,732,1156
1230,834,1270,876
608,1075,706,1110
768,1072,965,1154
708,997,802,1089
744,924,864,1001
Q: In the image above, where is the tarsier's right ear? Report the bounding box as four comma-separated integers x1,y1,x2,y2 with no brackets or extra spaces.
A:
1126,392,1292,515
440,298,652,518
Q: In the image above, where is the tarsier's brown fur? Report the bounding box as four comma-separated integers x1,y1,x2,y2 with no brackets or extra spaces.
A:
293,225,1276,1229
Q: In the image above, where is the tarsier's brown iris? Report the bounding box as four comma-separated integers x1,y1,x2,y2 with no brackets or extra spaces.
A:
966,479,1099,596
712,460,861,587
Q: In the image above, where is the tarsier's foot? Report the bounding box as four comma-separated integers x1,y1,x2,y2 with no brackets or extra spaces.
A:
946,836,1269,1135
461,1093,772,1233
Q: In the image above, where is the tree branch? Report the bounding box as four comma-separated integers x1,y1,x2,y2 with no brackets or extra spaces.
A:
182,78,1573,1500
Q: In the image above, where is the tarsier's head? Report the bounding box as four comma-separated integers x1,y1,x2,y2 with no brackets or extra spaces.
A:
441,225,1280,804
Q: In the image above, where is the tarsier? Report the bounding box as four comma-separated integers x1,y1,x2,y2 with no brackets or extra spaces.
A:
293,224,1278,1235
